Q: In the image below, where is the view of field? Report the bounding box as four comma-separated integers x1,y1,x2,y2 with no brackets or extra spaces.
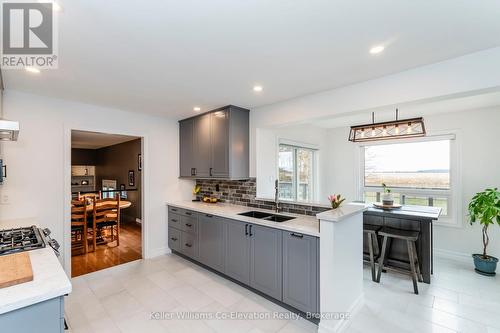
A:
365,172,450,189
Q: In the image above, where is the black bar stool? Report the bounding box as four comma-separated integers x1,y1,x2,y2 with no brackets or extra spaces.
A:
363,224,381,282
376,227,423,294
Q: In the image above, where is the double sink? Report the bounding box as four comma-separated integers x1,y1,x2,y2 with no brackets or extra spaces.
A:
237,210,296,222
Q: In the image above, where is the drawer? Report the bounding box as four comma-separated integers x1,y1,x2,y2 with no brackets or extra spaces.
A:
168,227,182,252
168,206,184,215
181,232,198,258
168,213,182,230
181,215,198,234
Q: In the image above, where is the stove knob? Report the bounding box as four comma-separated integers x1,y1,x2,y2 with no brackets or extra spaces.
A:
43,228,51,236
50,239,60,250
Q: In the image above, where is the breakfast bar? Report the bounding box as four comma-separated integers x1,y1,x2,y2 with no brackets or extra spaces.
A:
363,205,441,284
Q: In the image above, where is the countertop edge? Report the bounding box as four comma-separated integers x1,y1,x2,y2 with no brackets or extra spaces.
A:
166,201,320,237
316,203,369,222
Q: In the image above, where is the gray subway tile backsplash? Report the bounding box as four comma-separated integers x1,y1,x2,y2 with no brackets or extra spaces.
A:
195,178,329,216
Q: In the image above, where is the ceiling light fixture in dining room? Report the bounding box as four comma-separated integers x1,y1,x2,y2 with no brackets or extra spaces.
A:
348,109,426,142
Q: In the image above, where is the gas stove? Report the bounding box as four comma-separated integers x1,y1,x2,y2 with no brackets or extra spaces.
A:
0,225,59,256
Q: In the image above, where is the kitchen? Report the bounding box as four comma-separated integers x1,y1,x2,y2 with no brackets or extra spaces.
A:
1,2,500,333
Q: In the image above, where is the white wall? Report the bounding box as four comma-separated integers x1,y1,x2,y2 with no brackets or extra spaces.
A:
0,90,193,272
256,124,329,203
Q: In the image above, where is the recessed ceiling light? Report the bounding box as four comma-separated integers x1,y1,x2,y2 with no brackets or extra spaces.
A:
25,67,40,74
193,107,201,112
369,45,385,54
253,85,263,92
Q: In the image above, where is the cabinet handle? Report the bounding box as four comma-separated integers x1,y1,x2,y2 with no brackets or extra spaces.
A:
249,225,253,237
245,224,248,236
2,165,6,179
185,223,193,227
209,168,213,176
171,219,178,222
206,214,213,218
185,243,192,248
185,212,192,216
171,208,178,212
291,233,304,239
170,237,178,241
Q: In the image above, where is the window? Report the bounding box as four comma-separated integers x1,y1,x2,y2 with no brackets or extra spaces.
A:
361,138,457,223
278,144,316,202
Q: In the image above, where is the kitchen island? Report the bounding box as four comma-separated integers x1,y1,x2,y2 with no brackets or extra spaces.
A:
363,205,441,284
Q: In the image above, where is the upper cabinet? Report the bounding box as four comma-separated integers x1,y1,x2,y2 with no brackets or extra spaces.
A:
179,105,249,179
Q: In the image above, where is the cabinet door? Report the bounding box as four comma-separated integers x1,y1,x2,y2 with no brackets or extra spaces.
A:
249,224,283,300
283,232,319,314
168,227,182,252
179,119,195,177
198,214,225,272
180,232,198,259
224,219,250,284
210,110,229,177
193,113,211,177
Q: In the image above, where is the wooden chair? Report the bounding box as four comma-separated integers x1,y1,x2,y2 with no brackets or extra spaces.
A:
78,191,102,202
71,199,88,255
90,194,121,251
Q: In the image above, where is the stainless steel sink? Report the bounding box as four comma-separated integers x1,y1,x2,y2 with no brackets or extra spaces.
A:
237,211,296,222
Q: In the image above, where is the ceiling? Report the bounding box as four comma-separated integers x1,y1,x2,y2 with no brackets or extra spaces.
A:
71,130,139,149
4,0,500,119
307,88,500,129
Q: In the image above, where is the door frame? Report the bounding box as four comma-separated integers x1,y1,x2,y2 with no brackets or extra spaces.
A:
63,125,149,277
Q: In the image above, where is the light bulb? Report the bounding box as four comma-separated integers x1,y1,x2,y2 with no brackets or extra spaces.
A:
407,123,412,134
371,128,375,137
382,126,387,136
360,130,365,138
395,125,400,135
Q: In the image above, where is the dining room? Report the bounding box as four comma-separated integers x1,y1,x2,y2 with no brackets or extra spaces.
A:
70,130,143,277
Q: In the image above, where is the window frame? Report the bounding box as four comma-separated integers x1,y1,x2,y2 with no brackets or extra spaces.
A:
277,141,318,203
357,133,462,227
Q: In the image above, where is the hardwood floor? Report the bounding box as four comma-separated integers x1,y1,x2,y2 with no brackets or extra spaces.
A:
71,221,142,277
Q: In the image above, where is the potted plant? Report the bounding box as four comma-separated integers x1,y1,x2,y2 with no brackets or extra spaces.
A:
382,183,394,206
328,194,345,209
468,188,500,276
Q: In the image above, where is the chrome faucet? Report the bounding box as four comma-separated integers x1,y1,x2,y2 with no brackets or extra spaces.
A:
274,179,280,213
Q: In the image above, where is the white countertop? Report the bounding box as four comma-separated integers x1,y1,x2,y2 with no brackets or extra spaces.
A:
167,200,320,237
316,203,368,222
0,221,72,315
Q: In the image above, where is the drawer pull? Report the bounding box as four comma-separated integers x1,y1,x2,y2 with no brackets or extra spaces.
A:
185,223,193,227
185,243,192,248
206,214,213,218
171,219,178,222
185,212,192,216
170,237,178,241
291,233,304,239
171,208,178,212
245,224,249,236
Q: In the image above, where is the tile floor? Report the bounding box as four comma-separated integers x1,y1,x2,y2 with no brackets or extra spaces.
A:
65,253,500,333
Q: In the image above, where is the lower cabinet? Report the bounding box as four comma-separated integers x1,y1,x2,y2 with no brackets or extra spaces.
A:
249,224,283,300
167,205,319,315
283,231,319,314
198,213,225,272
224,218,251,284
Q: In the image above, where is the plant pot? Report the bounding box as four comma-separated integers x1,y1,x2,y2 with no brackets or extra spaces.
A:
472,254,498,276
382,193,394,206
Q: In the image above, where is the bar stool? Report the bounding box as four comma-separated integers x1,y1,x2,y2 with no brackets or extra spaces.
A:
376,227,423,294
363,224,381,282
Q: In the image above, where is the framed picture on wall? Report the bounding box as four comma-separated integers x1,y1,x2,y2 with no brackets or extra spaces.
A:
128,170,135,187
138,154,142,171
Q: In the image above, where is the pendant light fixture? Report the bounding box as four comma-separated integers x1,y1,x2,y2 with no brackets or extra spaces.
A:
348,109,425,142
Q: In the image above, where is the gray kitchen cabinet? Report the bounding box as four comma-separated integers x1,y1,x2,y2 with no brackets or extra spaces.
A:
179,118,195,177
224,219,251,284
168,213,182,230
210,109,229,177
178,105,249,179
249,224,283,300
180,232,198,259
0,296,64,333
283,231,319,314
168,227,181,252
193,113,212,177
198,213,225,271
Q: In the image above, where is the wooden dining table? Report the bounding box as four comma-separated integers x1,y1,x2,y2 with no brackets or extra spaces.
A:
83,200,132,212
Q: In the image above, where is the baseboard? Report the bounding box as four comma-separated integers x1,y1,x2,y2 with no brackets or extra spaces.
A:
147,246,171,259
434,248,471,263
318,293,364,333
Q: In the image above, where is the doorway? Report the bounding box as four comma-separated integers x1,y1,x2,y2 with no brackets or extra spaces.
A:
70,130,143,277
